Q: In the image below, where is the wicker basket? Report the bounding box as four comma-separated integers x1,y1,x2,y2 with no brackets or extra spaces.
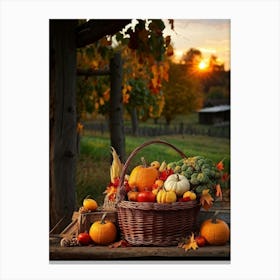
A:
116,139,201,246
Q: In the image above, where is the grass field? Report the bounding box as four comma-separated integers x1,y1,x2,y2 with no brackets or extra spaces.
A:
76,131,230,207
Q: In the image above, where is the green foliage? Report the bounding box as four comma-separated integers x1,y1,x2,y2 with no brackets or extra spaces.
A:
207,85,229,99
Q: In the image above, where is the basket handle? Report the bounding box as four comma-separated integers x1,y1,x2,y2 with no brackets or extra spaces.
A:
116,139,187,203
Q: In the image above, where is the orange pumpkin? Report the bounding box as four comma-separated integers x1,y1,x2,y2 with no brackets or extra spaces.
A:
89,213,117,245
127,189,139,201
200,213,230,245
128,158,159,192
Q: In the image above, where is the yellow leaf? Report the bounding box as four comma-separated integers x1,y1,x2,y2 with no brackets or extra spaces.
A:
151,64,158,77
99,97,105,106
123,93,130,104
151,77,158,89
200,189,214,210
181,233,198,251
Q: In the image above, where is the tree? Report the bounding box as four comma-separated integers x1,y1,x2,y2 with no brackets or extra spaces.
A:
181,48,202,71
76,19,173,134
162,62,203,125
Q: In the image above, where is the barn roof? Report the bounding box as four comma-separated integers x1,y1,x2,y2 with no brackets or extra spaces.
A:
198,105,230,113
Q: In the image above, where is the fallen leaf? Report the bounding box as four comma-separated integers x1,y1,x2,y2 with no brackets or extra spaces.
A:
180,233,198,251
200,189,214,210
108,240,131,248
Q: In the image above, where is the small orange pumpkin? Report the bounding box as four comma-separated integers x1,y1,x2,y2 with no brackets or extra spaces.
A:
128,157,159,192
127,188,139,201
200,212,230,245
89,213,117,245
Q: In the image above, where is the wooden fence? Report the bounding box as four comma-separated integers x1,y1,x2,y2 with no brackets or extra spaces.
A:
84,121,230,138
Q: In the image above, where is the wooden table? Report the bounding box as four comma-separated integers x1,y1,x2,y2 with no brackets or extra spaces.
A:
50,239,230,261
50,205,230,261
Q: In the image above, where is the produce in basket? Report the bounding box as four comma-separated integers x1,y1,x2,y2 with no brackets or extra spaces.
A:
127,189,139,201
115,140,228,246
163,173,190,196
128,157,159,192
166,156,229,210
137,190,156,202
103,141,229,212
183,191,197,201
156,187,177,203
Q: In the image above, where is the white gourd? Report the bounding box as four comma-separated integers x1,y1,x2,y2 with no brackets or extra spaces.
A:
164,174,190,196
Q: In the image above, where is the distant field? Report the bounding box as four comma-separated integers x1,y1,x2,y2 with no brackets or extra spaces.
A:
76,132,230,207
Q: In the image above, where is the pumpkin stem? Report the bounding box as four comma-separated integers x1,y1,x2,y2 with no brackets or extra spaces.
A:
100,212,107,224
176,173,180,181
141,157,147,167
212,210,220,224
85,195,92,199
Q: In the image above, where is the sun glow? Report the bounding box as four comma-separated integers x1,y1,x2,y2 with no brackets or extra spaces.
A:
198,60,208,70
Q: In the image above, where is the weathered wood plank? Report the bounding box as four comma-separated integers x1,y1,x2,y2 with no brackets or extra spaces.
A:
49,20,78,232
109,52,125,162
50,244,230,261
77,68,110,76
76,19,130,48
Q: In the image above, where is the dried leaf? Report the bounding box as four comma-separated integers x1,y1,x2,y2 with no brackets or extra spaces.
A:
180,233,198,251
108,240,130,248
215,184,223,199
221,172,230,182
200,189,214,210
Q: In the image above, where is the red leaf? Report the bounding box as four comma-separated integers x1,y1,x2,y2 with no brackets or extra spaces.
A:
108,240,131,248
216,160,224,171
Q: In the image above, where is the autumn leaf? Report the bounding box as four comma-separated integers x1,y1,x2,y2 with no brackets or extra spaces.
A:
108,240,131,248
221,172,230,182
200,189,214,210
76,122,84,134
215,184,223,199
103,88,110,102
165,35,171,46
216,159,225,171
166,45,174,56
179,233,198,251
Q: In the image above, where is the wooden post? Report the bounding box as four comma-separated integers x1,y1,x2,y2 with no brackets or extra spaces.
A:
109,52,125,162
50,20,77,233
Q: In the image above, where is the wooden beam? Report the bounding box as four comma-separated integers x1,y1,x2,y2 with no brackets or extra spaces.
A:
77,68,110,76
76,19,131,48
109,52,125,162
50,20,78,233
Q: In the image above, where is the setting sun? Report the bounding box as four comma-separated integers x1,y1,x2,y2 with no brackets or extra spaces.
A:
198,60,208,70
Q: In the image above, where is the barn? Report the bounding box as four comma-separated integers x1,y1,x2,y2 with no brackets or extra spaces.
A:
198,105,230,125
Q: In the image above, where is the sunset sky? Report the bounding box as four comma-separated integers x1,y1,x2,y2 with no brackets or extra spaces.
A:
163,19,230,70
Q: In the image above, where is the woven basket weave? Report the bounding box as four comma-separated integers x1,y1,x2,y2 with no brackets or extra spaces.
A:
116,140,201,246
